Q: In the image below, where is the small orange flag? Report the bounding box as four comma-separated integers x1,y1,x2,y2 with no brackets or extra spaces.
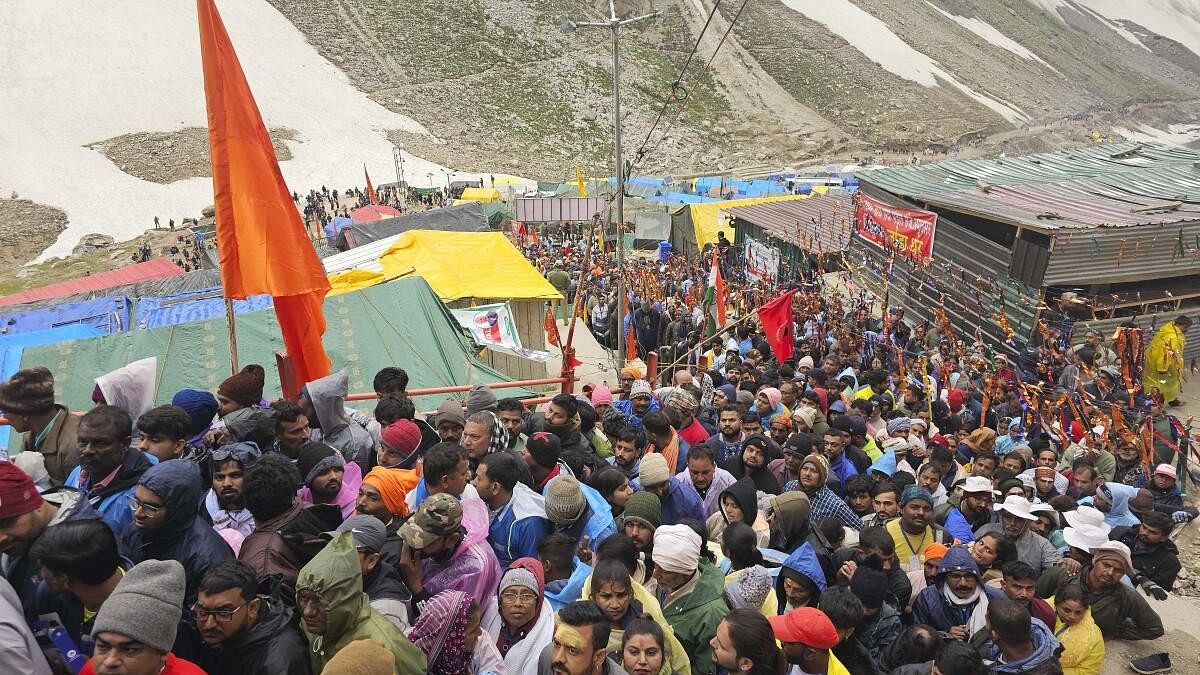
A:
198,0,331,385
545,305,561,347
364,165,379,205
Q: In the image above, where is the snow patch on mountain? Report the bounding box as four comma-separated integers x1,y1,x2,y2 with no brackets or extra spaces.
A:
777,0,1030,123
924,1,1061,74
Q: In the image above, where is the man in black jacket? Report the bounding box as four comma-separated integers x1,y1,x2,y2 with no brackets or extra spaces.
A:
1112,511,1182,592
195,560,311,675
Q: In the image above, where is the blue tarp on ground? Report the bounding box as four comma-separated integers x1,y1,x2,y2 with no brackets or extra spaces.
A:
647,192,720,205
135,290,274,329
0,297,131,335
0,324,103,447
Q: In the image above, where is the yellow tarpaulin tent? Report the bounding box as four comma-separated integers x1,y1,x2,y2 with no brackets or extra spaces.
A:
327,269,386,297
688,190,829,249
458,187,502,203
368,231,562,301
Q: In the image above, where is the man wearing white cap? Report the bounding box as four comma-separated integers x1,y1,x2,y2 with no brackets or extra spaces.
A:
1035,539,1164,641
940,475,995,543
651,524,728,675
976,496,1060,576
613,380,658,434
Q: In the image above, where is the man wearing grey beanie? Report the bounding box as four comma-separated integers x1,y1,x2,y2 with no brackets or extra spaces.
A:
87,559,206,675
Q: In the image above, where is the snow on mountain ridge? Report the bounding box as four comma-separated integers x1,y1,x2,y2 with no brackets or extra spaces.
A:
777,0,1029,123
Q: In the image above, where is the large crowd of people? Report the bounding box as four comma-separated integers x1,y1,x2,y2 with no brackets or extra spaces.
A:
0,226,1193,675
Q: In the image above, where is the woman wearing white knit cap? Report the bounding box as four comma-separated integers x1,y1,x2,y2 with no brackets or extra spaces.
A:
651,524,728,675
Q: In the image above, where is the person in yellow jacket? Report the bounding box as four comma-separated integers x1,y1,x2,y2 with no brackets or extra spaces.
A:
586,558,692,675
1049,586,1104,675
1143,315,1191,406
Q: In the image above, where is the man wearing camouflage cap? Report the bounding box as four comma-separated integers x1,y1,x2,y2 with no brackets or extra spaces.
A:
396,493,500,615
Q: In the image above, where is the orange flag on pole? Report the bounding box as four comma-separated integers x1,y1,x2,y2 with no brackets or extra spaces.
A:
364,165,379,205
197,0,331,385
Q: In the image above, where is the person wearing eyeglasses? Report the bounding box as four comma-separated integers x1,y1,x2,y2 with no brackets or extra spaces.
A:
120,459,233,610
194,560,311,675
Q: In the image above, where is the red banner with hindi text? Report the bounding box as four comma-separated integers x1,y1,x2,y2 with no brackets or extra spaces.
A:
855,193,937,259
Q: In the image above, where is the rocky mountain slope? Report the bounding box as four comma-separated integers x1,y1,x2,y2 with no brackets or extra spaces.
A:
269,0,1200,175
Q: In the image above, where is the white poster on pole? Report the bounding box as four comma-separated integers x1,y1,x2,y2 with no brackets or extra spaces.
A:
451,302,552,362
745,237,780,282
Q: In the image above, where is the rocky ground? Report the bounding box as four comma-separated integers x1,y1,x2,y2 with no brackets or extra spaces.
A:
85,127,297,184
0,198,68,269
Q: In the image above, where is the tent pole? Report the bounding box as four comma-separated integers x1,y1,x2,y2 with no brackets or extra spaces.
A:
226,299,239,375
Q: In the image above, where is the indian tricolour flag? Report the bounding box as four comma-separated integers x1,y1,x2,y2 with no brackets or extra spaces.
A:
703,248,726,337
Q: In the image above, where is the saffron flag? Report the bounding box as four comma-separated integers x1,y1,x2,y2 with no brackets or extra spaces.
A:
545,305,561,347
364,165,379,205
575,166,588,198
198,0,331,385
758,290,796,363
702,248,726,337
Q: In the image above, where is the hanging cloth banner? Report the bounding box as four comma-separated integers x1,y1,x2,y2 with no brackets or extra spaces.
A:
855,193,938,260
453,302,552,362
745,237,780,283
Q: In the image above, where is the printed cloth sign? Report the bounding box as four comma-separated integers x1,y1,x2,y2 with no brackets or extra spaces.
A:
452,302,551,362
745,237,780,282
855,193,938,260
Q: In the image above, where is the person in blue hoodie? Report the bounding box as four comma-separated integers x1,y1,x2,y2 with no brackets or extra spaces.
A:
978,599,1062,675
537,533,591,611
120,459,234,607
774,542,827,614
1086,482,1142,529
474,452,552,569
912,545,1004,640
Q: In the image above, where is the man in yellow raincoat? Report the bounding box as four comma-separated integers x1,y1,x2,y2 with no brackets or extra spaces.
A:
1142,316,1192,406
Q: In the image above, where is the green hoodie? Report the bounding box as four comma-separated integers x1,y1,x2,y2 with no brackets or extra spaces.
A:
296,532,427,674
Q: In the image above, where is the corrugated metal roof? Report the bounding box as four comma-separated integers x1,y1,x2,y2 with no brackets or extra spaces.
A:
856,142,1200,198
726,194,855,254
0,258,184,307
322,234,401,274
919,179,1200,230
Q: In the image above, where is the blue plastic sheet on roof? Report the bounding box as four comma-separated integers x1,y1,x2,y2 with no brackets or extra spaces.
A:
0,324,103,448
135,290,274,329
0,297,130,335
325,216,353,238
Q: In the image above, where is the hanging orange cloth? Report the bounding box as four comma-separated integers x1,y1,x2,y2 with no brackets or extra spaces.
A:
198,0,331,386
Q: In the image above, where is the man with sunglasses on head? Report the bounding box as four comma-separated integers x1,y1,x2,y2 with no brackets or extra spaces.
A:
194,560,311,675
204,442,262,543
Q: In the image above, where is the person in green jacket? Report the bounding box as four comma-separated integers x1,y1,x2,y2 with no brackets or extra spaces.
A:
652,524,729,675
295,532,427,674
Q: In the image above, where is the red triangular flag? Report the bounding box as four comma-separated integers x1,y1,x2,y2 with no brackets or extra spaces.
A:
364,165,379,205
198,0,331,385
758,290,797,363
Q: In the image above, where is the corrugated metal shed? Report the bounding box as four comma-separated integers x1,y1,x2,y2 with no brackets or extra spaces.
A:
323,234,400,274
0,258,184,307
726,194,855,254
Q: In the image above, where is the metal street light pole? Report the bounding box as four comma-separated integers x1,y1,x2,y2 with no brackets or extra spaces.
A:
392,146,407,210
564,1,657,370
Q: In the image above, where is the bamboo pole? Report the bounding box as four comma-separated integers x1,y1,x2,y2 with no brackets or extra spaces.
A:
226,298,239,375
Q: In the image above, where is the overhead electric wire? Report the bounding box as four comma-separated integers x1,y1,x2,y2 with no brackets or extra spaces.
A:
629,0,750,172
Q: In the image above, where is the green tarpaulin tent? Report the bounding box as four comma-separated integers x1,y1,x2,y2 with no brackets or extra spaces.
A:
18,277,531,418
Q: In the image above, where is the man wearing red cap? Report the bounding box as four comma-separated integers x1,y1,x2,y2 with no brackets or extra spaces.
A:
768,607,849,675
0,460,103,645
